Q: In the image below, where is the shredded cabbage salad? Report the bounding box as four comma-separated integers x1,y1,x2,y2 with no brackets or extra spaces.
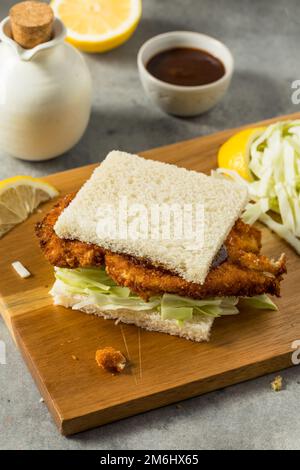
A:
216,121,300,254
54,267,277,325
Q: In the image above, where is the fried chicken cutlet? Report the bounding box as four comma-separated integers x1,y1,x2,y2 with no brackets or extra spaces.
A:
35,193,105,268
36,194,286,300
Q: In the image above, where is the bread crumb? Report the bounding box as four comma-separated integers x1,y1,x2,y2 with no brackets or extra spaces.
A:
39,397,44,403
95,347,126,373
271,375,283,392
71,355,78,361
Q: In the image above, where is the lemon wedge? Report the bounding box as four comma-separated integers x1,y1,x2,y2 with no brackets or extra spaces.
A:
51,0,142,53
218,127,266,181
0,176,59,238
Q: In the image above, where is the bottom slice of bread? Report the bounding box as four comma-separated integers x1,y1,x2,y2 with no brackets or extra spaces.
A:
51,281,214,342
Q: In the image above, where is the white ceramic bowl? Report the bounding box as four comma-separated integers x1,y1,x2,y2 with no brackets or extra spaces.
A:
138,31,234,117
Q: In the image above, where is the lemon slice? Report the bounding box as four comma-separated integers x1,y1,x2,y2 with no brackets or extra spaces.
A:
0,176,59,238
51,0,142,53
218,127,266,181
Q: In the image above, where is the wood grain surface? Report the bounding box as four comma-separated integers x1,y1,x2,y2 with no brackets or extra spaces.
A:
1,112,300,435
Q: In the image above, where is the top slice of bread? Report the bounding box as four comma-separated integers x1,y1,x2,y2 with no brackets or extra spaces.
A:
54,151,249,284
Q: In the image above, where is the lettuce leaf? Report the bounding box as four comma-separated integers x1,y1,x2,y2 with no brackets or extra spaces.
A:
238,294,278,311
54,268,278,325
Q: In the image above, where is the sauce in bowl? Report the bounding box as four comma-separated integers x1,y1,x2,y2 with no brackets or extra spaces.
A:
146,47,225,87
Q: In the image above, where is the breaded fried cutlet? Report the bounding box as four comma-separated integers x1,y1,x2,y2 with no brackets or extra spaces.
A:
36,194,286,300
105,251,286,300
35,193,105,268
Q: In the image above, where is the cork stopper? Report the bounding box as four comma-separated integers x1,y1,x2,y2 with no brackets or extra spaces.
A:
10,1,54,49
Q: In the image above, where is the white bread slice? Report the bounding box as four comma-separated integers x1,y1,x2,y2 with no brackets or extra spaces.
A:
55,151,248,285
51,281,214,342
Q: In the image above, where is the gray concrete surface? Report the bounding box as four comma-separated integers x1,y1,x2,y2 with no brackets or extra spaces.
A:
0,0,300,450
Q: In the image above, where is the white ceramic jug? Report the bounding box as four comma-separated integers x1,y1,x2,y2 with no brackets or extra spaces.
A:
0,17,92,161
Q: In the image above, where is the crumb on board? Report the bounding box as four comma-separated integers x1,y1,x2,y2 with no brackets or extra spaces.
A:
271,375,283,392
95,347,126,374
11,261,31,279
71,355,78,361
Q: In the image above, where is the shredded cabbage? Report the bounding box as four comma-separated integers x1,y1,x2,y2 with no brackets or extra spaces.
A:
54,268,278,325
239,294,278,311
161,294,239,319
217,121,300,254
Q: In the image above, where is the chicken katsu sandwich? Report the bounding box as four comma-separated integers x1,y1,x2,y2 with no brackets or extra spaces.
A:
36,151,286,342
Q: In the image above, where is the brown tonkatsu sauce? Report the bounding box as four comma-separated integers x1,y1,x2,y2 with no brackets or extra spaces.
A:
146,47,225,87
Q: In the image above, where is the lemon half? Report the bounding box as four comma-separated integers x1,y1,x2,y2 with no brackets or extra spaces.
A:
218,127,266,181
0,176,59,238
51,0,142,53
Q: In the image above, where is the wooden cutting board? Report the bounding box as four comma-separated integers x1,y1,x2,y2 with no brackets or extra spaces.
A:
1,112,300,436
